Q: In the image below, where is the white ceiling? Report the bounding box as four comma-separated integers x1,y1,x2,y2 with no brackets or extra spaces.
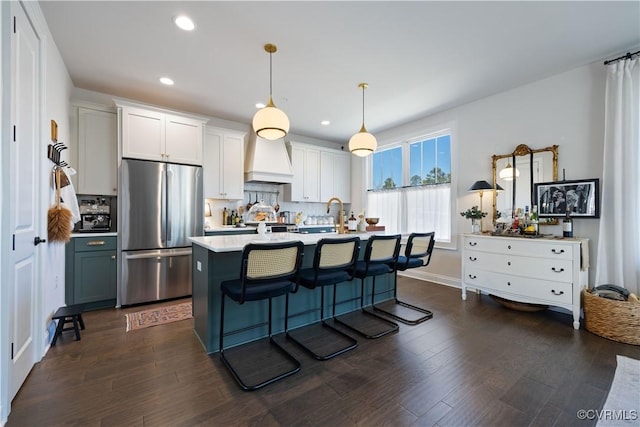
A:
39,1,639,143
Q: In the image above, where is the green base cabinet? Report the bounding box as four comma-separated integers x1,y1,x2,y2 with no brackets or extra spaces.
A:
65,236,117,310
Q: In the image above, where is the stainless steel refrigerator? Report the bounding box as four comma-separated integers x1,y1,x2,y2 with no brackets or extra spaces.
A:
120,158,203,305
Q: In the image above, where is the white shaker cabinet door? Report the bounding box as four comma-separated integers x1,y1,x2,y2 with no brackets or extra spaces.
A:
121,106,164,161
77,107,117,195
165,114,203,166
203,127,245,199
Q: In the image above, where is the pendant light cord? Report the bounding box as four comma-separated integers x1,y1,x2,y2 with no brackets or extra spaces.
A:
361,85,365,126
269,50,273,99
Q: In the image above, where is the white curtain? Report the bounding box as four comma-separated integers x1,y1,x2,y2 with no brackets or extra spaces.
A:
595,57,640,295
367,184,451,241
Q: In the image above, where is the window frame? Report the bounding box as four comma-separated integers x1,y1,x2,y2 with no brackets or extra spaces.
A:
366,121,458,250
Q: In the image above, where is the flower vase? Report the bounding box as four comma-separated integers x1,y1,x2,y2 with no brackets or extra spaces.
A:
471,218,481,234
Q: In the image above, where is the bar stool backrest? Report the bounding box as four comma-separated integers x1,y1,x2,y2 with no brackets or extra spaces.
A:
366,234,401,264
240,241,305,298
316,237,360,271
405,232,435,266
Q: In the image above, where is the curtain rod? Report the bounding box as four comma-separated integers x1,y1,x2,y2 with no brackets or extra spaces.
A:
604,50,640,65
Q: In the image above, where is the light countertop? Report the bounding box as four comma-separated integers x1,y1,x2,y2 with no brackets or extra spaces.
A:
71,232,117,238
190,231,381,253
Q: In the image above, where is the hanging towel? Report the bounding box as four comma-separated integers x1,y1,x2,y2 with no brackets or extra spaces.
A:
58,168,80,225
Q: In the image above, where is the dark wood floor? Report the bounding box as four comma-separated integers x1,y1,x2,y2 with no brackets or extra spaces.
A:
7,278,640,427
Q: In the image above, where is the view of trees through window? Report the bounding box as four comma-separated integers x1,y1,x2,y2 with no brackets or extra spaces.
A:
371,135,451,189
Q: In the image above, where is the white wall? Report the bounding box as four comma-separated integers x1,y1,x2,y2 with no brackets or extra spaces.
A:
365,61,606,286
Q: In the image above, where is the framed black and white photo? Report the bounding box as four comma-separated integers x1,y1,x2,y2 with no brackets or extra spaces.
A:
535,179,600,218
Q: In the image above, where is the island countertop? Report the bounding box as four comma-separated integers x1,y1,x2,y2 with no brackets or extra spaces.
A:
190,231,381,253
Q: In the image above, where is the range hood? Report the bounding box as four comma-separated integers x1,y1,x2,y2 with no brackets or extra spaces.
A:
244,132,294,183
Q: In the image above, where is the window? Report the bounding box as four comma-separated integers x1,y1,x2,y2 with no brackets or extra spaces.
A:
367,126,455,244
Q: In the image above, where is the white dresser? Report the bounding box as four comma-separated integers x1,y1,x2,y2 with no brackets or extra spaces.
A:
461,234,588,329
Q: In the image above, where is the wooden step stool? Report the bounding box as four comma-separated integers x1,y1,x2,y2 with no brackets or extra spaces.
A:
51,304,86,346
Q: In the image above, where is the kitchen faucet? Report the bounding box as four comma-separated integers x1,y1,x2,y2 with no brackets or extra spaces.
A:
326,197,346,234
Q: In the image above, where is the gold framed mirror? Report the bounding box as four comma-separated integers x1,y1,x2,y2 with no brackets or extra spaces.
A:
492,144,559,225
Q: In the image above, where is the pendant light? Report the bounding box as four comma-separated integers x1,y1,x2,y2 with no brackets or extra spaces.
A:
499,161,520,181
252,43,290,140
349,83,377,157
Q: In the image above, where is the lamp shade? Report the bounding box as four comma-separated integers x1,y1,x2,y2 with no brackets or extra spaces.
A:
499,162,519,181
349,126,377,157
468,180,494,191
495,183,504,191
252,99,290,140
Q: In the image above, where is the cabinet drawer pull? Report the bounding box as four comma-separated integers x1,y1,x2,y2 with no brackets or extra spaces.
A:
111,255,116,260
551,249,565,255
507,245,512,250
551,267,565,273
468,241,477,246
87,241,105,246
468,274,477,279
507,281,511,286
469,256,477,261
551,289,564,296
507,261,511,266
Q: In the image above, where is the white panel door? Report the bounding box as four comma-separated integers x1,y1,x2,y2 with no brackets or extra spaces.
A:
9,3,39,401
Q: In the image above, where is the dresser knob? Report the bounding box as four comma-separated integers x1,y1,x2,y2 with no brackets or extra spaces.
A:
507,245,511,250
468,274,477,279
507,261,511,266
551,249,565,254
507,281,511,286
469,241,477,246
551,267,565,273
469,256,477,261
551,289,564,296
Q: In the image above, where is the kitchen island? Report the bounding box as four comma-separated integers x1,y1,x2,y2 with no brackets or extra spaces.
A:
190,232,393,353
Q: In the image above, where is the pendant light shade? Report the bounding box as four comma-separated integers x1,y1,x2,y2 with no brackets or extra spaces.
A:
499,161,520,181
252,44,289,140
349,83,377,157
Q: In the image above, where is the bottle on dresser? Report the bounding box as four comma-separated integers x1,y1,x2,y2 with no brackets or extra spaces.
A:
563,207,573,237
531,205,539,235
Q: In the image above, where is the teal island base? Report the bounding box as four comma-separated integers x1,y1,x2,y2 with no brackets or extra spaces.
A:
190,233,394,353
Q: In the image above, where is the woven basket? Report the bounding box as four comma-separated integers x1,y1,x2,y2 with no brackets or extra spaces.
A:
582,289,640,345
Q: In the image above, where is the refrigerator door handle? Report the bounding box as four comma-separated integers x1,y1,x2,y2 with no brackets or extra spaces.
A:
124,249,192,260
161,167,167,244
166,169,173,242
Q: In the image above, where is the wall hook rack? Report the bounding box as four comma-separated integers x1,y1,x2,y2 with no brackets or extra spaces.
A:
47,142,68,167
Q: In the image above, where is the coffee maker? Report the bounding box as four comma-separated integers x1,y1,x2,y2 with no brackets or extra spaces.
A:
78,197,111,232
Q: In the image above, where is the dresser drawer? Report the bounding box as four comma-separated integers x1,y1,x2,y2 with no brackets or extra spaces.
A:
465,250,573,282
463,268,573,305
464,236,573,260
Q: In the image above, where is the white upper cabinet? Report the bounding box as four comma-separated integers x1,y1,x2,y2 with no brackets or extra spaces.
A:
203,127,246,200
116,100,206,165
77,106,118,195
320,150,351,203
284,142,321,202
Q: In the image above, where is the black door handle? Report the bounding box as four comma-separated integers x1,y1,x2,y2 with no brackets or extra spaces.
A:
34,236,46,246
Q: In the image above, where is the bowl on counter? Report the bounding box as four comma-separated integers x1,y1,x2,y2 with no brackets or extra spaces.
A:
365,217,379,225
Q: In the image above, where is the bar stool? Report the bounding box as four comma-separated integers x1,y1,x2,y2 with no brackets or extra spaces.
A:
334,234,401,339
286,236,360,360
373,232,435,324
219,240,304,391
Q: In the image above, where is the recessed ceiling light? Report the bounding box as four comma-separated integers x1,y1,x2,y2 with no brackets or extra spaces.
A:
174,15,195,31
255,102,266,109
159,77,174,86
321,120,331,126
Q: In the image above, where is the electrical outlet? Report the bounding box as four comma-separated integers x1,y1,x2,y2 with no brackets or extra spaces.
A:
196,261,202,272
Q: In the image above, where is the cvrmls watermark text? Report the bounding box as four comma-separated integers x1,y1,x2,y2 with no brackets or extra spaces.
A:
577,409,638,421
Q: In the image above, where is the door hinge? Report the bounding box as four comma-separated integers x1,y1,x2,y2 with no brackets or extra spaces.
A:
11,343,14,360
